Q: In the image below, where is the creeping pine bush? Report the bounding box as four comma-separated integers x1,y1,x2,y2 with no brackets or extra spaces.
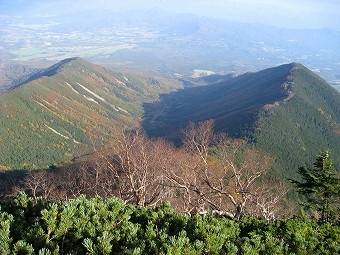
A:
0,193,339,254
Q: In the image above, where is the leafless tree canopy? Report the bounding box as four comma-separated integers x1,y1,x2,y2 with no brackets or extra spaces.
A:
4,120,289,219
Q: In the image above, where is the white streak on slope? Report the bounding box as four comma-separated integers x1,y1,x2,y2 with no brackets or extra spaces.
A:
108,104,119,112
35,101,49,110
77,82,106,102
83,95,98,104
117,106,130,115
113,76,126,87
45,125,69,140
65,82,79,94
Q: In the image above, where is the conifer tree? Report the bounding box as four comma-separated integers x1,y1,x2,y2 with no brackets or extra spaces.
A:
290,150,340,223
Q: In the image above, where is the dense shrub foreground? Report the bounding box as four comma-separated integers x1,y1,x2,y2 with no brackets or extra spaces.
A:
0,194,339,255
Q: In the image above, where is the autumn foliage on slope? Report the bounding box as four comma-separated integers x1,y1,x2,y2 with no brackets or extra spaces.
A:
2,120,289,220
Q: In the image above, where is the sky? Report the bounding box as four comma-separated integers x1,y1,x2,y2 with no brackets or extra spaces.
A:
1,0,339,30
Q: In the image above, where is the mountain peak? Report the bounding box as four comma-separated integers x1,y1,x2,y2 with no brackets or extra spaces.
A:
40,57,87,76
55,57,83,65
290,62,310,71
0,58,182,170
19,57,89,85
143,63,340,177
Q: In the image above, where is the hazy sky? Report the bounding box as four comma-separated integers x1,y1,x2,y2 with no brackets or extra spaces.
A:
1,0,339,30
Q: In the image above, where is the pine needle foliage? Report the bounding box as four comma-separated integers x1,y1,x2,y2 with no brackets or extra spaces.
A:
290,150,340,223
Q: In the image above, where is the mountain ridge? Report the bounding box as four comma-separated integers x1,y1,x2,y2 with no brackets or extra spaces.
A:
143,62,340,176
1,59,339,175
143,62,297,139
254,63,340,176
0,57,181,170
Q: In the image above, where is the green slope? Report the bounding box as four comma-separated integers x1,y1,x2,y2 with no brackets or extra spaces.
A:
143,63,340,176
254,63,340,177
0,57,181,170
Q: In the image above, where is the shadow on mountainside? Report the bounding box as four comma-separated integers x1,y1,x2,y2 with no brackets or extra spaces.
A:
142,64,293,144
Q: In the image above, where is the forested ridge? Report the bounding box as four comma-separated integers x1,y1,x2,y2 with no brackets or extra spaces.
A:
143,63,340,178
1,59,339,177
0,58,181,170
254,63,340,178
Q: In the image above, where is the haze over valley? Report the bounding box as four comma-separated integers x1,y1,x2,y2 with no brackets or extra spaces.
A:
1,1,340,90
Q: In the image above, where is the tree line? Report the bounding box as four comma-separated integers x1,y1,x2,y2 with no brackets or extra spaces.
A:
1,120,339,222
1,120,289,220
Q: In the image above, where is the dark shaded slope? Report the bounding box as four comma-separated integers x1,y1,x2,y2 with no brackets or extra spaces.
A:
143,63,294,142
143,63,340,177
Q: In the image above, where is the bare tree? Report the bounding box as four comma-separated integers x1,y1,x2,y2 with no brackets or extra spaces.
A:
54,163,91,199
91,154,120,198
182,120,214,173
212,145,274,218
12,120,289,220
52,156,119,200
22,169,56,201
161,144,204,214
249,179,289,220
179,119,287,218
113,130,170,207
179,120,220,213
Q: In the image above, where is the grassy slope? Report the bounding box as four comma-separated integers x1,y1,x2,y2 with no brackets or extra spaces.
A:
0,58,181,170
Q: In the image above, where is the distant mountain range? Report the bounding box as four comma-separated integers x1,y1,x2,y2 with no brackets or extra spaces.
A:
0,61,41,93
143,63,340,177
1,8,339,83
0,57,181,170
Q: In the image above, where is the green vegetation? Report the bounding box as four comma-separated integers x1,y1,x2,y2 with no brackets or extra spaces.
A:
0,58,181,170
290,150,340,223
254,63,340,178
143,63,340,177
0,193,339,254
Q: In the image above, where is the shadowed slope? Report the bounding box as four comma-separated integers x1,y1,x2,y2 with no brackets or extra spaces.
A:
143,63,294,142
143,63,340,176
